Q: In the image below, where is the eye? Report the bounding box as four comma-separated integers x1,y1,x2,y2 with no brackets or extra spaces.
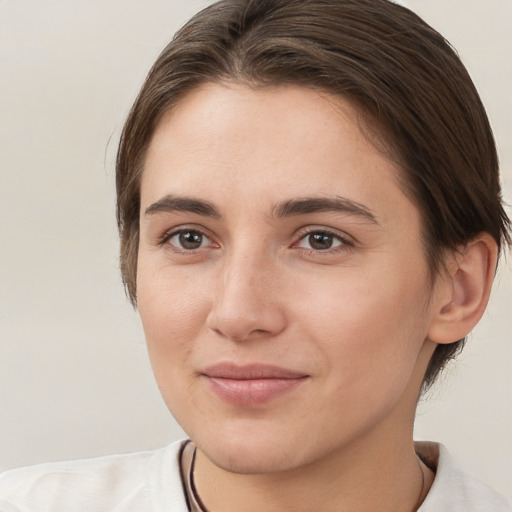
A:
295,230,349,251
165,229,213,251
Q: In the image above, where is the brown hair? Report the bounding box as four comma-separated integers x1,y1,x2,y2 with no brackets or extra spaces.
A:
116,0,511,388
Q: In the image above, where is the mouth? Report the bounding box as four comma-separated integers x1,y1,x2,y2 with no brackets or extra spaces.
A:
201,363,309,406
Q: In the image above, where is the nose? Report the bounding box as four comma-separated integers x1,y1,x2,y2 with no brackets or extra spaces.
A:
205,249,287,342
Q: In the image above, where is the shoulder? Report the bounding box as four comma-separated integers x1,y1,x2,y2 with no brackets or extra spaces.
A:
416,441,512,512
0,439,188,512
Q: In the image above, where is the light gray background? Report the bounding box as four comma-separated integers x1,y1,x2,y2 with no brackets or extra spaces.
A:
1,0,511,498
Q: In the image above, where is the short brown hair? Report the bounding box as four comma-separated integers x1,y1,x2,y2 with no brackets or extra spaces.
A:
116,0,511,388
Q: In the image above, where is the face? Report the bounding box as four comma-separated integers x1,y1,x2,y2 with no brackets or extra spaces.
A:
137,83,439,474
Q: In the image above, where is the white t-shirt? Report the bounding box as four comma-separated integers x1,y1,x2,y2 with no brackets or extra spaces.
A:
0,440,510,511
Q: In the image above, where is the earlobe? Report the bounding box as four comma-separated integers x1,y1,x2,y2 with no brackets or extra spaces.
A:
428,233,498,345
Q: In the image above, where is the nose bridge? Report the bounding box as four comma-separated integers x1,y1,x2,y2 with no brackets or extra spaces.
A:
223,244,265,295
207,238,285,341
220,240,275,313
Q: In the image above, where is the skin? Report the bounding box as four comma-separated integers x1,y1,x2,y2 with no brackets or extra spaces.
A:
136,82,484,511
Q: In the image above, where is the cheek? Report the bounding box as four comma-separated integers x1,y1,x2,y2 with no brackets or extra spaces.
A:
136,264,211,375
136,269,214,426
297,280,430,443
294,261,431,384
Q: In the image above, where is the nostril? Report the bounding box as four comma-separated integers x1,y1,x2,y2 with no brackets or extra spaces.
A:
206,309,286,343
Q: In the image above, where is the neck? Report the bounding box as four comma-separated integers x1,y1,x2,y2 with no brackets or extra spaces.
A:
193,420,433,512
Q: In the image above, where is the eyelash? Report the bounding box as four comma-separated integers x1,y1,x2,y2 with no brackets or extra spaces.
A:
293,227,353,255
159,226,353,255
159,227,217,253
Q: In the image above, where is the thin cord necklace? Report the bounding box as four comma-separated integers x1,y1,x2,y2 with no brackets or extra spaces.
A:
187,445,428,512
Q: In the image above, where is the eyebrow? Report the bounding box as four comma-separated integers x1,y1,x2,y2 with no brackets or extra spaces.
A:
145,195,221,218
273,197,379,224
144,194,378,225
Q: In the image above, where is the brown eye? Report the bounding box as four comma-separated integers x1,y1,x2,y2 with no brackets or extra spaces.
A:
296,230,348,251
308,232,335,250
168,229,210,250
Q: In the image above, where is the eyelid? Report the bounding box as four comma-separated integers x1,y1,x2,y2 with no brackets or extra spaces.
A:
159,225,219,250
156,224,354,254
292,226,355,251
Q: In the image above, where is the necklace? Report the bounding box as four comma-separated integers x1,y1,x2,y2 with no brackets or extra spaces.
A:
183,442,428,512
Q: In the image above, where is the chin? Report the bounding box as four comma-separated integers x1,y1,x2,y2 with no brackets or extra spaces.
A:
189,419,322,475
201,441,303,475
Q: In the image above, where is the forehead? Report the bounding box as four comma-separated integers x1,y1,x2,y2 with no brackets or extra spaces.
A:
141,82,419,229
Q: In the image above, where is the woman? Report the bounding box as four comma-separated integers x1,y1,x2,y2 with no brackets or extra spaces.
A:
1,0,511,510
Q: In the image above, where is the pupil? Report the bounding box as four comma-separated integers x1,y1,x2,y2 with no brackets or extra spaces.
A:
309,233,333,250
179,231,203,249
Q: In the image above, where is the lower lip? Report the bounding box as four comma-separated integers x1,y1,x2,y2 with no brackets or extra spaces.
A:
204,376,308,406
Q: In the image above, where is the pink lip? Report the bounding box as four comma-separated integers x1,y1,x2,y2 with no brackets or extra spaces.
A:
201,363,309,406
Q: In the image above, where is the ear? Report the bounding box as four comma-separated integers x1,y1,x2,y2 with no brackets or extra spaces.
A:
427,233,498,345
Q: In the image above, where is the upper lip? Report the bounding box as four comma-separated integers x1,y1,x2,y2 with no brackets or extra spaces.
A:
202,363,307,380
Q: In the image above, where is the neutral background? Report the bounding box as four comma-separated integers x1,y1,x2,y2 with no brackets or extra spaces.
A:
1,0,511,498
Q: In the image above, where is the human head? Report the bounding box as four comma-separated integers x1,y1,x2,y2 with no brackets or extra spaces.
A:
116,0,511,389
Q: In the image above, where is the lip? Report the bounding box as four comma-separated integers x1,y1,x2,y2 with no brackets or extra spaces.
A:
201,363,309,406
